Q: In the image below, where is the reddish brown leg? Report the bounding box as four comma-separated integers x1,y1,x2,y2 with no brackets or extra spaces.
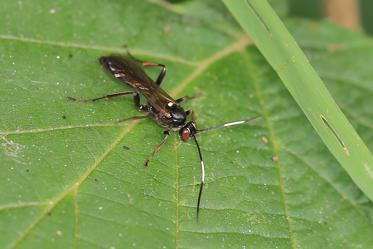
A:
67,91,135,102
142,61,167,86
144,130,170,167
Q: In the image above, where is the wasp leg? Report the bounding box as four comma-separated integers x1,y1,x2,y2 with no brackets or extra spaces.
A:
67,91,135,103
121,47,167,86
176,92,203,103
186,109,192,117
122,45,144,63
144,130,170,167
116,115,149,123
133,93,150,112
176,95,195,103
142,61,167,86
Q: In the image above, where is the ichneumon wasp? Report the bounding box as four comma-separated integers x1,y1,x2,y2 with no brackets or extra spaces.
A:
68,52,260,219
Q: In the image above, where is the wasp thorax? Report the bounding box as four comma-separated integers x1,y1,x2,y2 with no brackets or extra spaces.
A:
168,103,187,127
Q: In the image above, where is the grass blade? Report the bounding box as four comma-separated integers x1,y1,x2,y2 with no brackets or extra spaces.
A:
223,0,373,200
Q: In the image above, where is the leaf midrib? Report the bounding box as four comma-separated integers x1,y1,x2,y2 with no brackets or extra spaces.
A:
241,50,299,249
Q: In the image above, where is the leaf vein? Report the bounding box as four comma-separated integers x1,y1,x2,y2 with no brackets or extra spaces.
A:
8,122,139,248
283,147,373,218
73,188,80,249
80,212,172,235
242,51,299,248
0,201,47,212
0,34,196,66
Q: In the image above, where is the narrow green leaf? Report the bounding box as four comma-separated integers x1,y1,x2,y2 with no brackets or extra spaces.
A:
223,0,373,201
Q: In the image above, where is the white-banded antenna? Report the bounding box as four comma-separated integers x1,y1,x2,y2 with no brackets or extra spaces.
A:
193,136,205,221
197,115,261,133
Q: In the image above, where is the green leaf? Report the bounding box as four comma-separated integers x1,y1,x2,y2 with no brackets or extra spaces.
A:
0,1,372,249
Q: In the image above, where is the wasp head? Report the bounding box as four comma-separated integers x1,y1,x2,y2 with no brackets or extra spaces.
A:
179,121,197,141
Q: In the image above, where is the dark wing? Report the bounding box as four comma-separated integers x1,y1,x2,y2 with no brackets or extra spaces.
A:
99,55,177,113
99,55,153,91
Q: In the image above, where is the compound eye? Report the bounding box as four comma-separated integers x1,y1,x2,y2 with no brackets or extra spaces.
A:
180,128,191,141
